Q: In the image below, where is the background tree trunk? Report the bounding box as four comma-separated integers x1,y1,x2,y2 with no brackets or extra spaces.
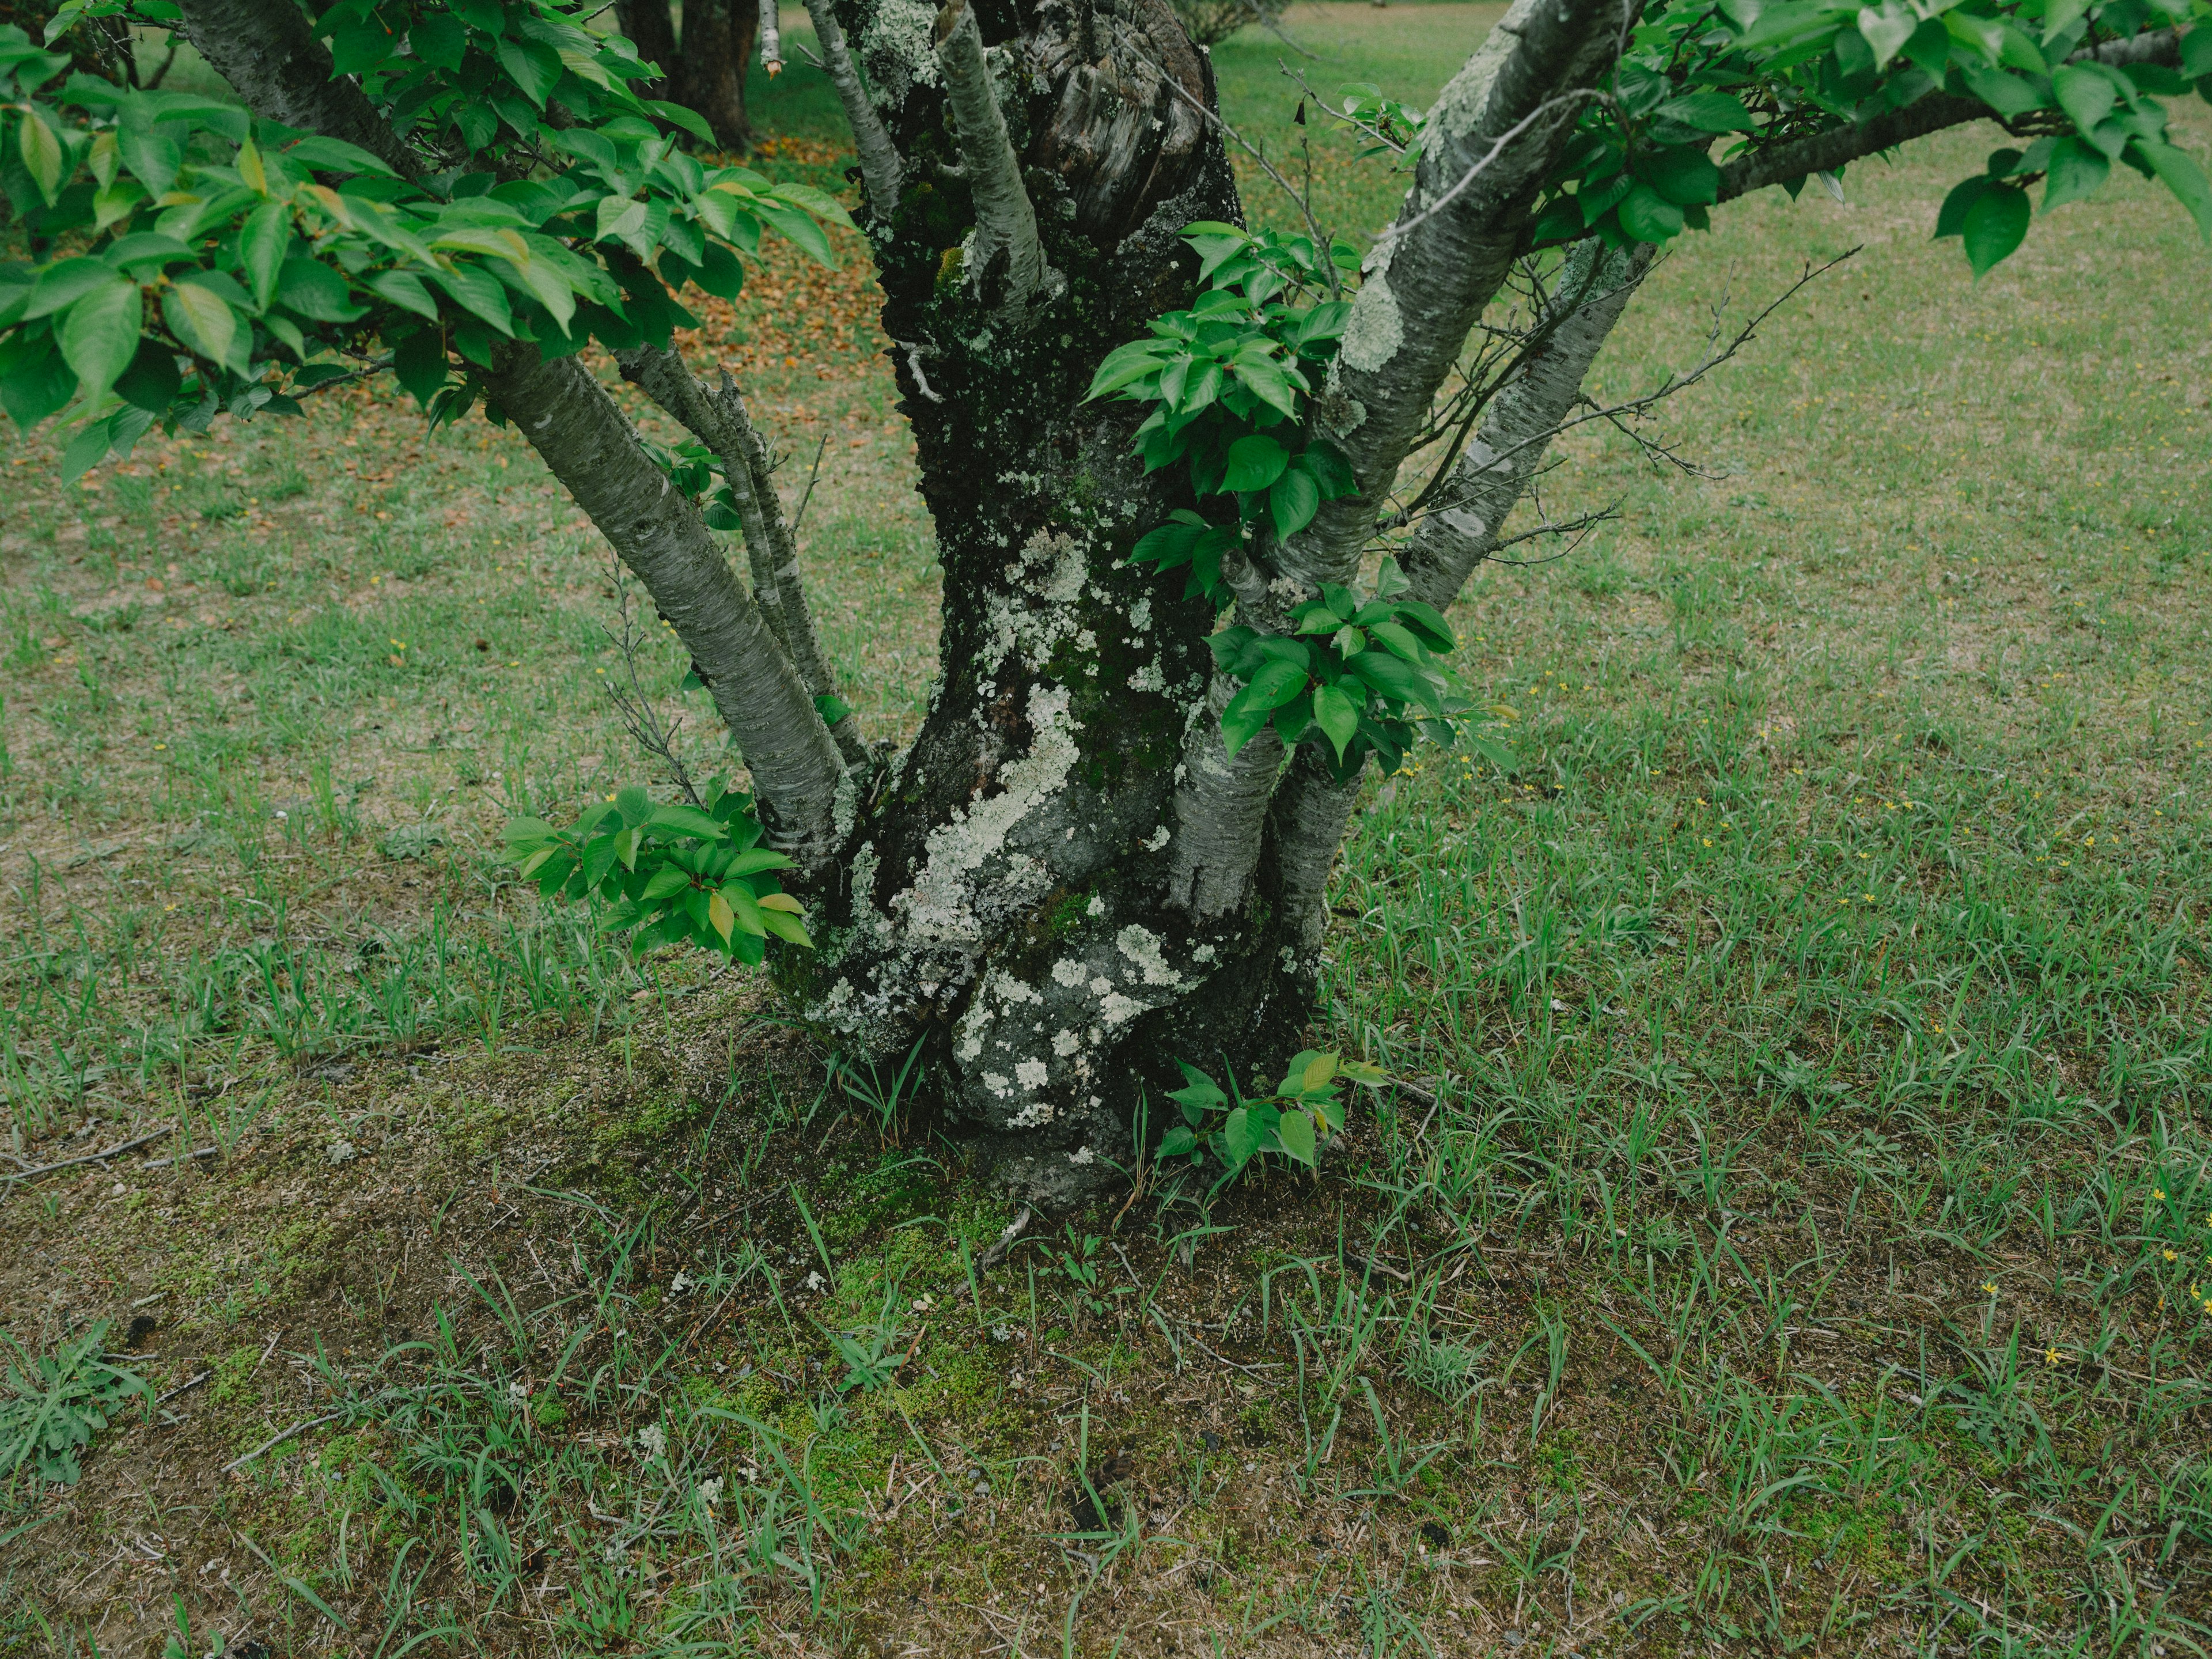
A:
616,0,760,153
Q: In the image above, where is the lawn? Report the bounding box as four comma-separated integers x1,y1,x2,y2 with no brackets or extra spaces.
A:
2,4,2210,1654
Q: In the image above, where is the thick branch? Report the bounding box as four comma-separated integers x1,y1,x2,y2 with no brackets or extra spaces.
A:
1167,0,1626,919
172,0,428,181
487,347,847,865
1262,243,1648,948
615,345,869,766
1718,28,2183,203
1400,240,1649,609
934,0,1049,309
798,0,904,219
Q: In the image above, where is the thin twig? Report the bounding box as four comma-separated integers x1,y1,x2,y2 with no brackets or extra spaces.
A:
788,432,831,548
156,1370,213,1407
976,1206,1034,1270
221,1411,345,1474
1374,90,1612,249
2,1129,171,1182
600,560,704,806
1129,46,1340,298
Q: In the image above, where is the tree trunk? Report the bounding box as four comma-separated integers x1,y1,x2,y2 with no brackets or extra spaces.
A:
163,0,1633,1206
616,0,759,154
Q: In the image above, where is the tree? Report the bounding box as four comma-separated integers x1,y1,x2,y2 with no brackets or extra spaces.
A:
615,0,770,154
3,0,2206,1204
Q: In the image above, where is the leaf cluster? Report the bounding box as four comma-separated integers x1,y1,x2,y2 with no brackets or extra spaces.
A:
1207,556,1459,779
503,779,812,965
0,10,848,478
1088,222,1360,604
1158,1050,1388,1185
0,1319,151,1489
1528,0,2211,270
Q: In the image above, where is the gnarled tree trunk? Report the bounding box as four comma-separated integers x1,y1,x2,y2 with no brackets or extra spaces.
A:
191,0,2139,1203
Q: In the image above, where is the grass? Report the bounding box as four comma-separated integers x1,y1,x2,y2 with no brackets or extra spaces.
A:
2,3,2211,1653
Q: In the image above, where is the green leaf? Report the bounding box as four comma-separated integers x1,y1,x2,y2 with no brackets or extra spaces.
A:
1961,181,2029,275
643,99,715,143
1653,90,1755,131
1857,1,1916,71
2050,63,2118,135
408,10,467,69
1639,148,1720,208
2132,138,2212,242
1086,337,1165,400
1311,681,1359,761
1221,656,1309,757
1616,183,1685,243
1268,464,1320,539
1274,1107,1316,1166
391,327,448,406
58,276,140,400
60,414,116,484
275,255,363,323
163,280,236,365
1933,173,1990,238
114,338,180,412
0,332,78,428
365,268,438,320
327,12,399,74
645,804,728,839
1221,433,1288,494
2040,135,2109,212
494,35,562,106
1157,1125,1197,1158
429,263,512,335
1219,1105,1264,1172
239,200,288,310
17,105,63,206
278,135,399,176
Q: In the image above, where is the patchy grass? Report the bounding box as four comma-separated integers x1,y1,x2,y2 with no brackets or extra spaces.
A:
3,3,2212,1656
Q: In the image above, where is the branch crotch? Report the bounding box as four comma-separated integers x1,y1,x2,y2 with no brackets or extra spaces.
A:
934,0,1053,312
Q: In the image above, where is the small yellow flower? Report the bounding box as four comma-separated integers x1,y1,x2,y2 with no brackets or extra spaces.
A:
2164,1249,2177,1263
2153,1189,2165,1200
1981,1281,1997,1296
2044,1347,2063,1365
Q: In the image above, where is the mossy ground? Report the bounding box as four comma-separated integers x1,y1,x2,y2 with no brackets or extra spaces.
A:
5,3,2212,1655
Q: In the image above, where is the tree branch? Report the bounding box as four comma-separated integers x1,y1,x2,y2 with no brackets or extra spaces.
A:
1167,0,1630,920
1717,27,2183,203
484,347,847,865
934,0,1050,310
798,0,904,220
171,0,430,181
615,346,869,767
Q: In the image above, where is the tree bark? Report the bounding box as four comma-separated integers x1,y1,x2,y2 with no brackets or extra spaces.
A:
617,0,760,154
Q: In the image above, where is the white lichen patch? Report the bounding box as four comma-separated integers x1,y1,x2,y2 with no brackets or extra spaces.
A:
894,682,1079,945
861,0,940,100
1052,958,1089,987
1016,1059,1051,1089
1340,237,1404,373
1116,924,1180,987
1128,663,1165,692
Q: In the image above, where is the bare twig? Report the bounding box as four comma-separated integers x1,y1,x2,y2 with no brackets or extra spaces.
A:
894,340,944,404
1129,44,1341,298
156,1370,213,1407
222,1411,346,1474
3,1128,171,1182
1375,89,1611,250
789,433,831,548
601,560,705,806
977,1206,1034,1270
